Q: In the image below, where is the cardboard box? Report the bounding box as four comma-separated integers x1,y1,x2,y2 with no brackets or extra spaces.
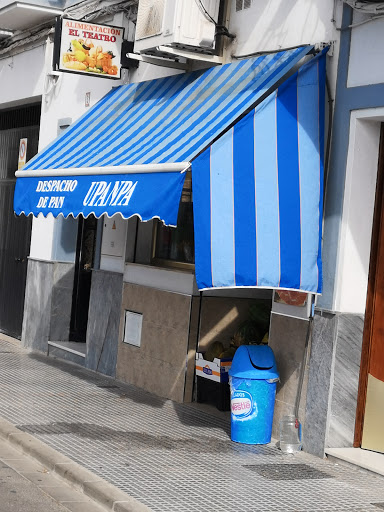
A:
195,352,232,383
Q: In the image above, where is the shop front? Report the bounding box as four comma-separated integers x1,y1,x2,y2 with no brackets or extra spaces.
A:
14,45,327,435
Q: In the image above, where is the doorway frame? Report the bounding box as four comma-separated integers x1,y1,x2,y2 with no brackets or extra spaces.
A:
354,123,384,447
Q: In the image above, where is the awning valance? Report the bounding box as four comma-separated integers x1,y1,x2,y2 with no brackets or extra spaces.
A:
14,163,188,226
14,45,311,224
192,50,326,294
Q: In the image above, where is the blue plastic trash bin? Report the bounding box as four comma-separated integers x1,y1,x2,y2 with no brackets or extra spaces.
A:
229,345,279,445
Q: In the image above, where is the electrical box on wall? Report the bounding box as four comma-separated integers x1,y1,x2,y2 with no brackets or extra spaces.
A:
134,0,221,55
101,215,126,258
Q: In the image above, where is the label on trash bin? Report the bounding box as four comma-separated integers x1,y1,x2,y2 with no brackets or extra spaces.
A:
231,390,253,419
203,365,213,376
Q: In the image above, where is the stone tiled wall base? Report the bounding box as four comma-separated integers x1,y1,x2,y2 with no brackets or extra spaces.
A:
22,259,75,352
327,314,364,448
304,312,364,457
48,345,85,367
184,295,201,402
304,312,337,457
269,313,310,440
50,263,75,341
85,270,123,378
116,283,192,403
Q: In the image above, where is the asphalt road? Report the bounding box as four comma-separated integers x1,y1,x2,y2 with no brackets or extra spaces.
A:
0,461,69,512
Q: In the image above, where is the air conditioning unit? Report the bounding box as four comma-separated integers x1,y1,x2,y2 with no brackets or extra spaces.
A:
134,0,221,55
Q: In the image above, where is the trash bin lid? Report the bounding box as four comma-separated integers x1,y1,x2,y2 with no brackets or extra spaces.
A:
229,345,279,380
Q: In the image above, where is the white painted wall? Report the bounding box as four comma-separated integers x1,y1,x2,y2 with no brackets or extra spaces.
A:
37,43,123,149
0,44,45,107
348,15,384,87
228,0,336,56
335,109,384,314
226,0,340,100
29,214,56,261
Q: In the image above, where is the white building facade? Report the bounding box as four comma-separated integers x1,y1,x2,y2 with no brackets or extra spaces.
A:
7,0,381,459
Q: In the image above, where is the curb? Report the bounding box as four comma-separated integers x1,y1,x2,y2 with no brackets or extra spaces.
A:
0,418,151,512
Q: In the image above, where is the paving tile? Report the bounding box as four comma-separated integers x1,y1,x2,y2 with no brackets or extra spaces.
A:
0,339,382,512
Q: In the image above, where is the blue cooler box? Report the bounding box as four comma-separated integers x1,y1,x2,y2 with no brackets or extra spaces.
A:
229,345,279,445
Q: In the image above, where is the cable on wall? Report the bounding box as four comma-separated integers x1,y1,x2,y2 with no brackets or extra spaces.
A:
194,0,235,39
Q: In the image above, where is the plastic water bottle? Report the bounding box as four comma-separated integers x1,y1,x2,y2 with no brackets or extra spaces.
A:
279,415,302,453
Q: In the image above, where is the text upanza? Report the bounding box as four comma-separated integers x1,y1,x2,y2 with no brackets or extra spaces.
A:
83,180,137,207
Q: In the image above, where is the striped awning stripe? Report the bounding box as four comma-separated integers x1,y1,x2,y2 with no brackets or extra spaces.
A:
192,50,326,294
22,46,311,173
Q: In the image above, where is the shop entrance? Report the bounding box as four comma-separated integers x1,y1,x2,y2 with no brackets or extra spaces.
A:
70,215,98,342
355,124,384,454
0,105,40,339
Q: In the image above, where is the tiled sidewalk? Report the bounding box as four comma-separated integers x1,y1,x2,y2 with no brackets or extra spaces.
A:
0,336,383,512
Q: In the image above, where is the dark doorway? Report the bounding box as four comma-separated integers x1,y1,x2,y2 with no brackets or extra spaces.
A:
70,215,97,342
0,104,40,339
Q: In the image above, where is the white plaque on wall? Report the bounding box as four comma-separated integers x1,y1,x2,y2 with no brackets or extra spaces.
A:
123,311,143,347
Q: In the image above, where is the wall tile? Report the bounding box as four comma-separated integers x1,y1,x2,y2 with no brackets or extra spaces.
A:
184,295,201,403
269,313,310,438
304,311,338,457
116,283,191,402
86,270,123,377
22,259,53,352
50,263,75,341
327,314,364,448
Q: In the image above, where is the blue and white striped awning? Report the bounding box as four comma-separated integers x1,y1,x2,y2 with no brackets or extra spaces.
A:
192,50,326,294
14,46,311,224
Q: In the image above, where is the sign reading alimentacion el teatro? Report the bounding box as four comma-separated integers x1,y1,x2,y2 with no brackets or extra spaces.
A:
56,18,124,79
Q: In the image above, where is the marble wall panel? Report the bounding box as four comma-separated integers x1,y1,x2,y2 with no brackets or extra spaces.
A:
304,311,338,457
117,283,192,402
184,295,201,403
22,259,54,352
85,270,123,377
50,263,75,341
327,314,364,448
269,313,310,439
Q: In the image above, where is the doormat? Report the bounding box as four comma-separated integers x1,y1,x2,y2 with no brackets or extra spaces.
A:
243,463,334,480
